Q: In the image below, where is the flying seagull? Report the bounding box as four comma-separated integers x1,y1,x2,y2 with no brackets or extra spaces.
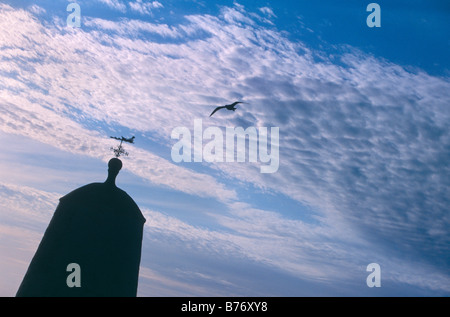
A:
209,101,247,117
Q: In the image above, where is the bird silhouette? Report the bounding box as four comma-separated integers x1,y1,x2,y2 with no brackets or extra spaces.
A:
209,101,247,117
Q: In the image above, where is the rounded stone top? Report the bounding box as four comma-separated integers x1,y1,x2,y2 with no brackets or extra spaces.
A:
108,158,123,172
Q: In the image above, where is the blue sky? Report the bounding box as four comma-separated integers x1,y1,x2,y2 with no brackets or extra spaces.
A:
0,0,449,296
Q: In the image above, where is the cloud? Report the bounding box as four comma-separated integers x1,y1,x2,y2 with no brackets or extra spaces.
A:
259,7,276,18
0,182,59,228
0,96,236,202
0,182,61,296
0,2,449,295
138,266,223,296
143,204,450,293
129,0,163,16
84,17,181,38
2,180,449,296
0,4,236,203
27,4,46,15
97,0,127,13
144,203,449,291
95,0,164,15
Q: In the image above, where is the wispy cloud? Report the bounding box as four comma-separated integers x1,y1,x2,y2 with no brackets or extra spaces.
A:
95,0,164,15
0,182,61,296
0,2,449,295
97,0,127,13
259,6,276,19
84,17,181,38
0,4,236,203
129,0,163,16
27,4,46,15
2,181,449,296
143,204,450,293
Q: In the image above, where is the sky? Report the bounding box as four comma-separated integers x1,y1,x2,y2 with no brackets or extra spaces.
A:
0,0,449,296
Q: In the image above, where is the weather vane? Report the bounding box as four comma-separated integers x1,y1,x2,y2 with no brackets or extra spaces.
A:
110,136,135,158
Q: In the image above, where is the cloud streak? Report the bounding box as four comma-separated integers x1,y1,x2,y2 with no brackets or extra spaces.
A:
0,2,449,295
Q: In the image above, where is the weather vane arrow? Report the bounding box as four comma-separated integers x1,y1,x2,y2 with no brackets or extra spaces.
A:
110,136,135,158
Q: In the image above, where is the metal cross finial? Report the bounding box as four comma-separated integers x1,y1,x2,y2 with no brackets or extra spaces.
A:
110,136,135,158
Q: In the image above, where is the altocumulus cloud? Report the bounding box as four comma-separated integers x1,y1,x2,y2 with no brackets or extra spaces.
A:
0,2,449,295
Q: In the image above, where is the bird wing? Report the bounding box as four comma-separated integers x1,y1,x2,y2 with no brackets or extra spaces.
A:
210,106,226,117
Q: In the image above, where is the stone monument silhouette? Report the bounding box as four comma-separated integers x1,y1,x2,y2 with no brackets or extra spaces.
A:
16,157,146,297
